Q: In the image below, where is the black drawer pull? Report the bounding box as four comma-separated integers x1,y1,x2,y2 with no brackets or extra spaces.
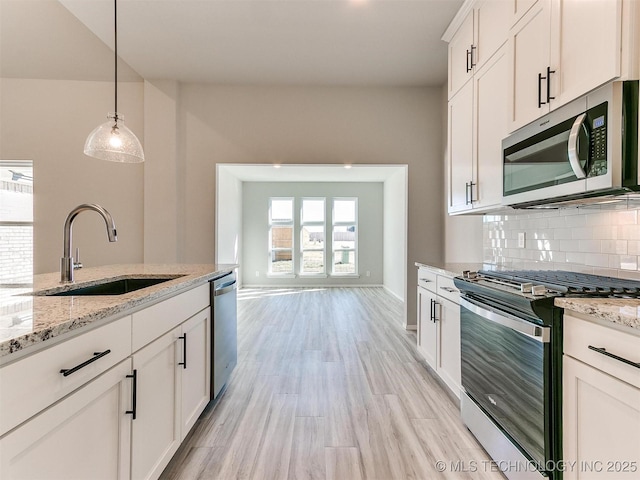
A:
126,369,137,420
588,346,640,369
179,334,187,369
60,350,111,377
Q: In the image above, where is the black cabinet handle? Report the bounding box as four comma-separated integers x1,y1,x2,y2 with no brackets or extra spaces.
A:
179,334,187,369
588,346,640,369
465,182,470,205
466,49,471,73
538,72,545,107
469,181,475,204
60,350,111,377
126,369,137,420
546,66,555,103
429,298,434,322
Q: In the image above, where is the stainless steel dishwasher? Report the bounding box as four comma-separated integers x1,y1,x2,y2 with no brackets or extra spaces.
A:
210,271,237,400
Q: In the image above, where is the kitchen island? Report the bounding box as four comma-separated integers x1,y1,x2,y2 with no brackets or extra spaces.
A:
0,263,237,480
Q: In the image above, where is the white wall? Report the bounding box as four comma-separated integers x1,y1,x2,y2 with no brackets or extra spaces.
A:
0,78,145,274
241,182,383,287
145,83,445,326
383,168,407,302
215,168,243,266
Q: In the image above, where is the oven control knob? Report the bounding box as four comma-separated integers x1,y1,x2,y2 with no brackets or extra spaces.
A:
531,285,547,296
520,283,533,293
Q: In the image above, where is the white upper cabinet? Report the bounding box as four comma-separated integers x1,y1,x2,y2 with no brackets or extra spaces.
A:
447,0,512,99
549,0,622,108
508,0,634,132
512,0,539,25
448,80,475,213
508,0,552,132
448,10,475,98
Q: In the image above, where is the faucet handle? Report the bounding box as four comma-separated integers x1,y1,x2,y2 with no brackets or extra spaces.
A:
73,247,83,270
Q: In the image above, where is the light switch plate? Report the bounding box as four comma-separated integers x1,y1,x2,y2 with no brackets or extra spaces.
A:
518,232,526,248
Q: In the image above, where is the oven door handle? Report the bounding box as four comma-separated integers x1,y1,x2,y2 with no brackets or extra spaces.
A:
460,297,551,343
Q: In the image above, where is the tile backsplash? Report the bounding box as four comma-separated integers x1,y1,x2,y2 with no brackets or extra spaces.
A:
483,206,640,280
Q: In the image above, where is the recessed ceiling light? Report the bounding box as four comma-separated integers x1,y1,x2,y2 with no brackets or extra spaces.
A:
344,164,352,169
273,164,281,169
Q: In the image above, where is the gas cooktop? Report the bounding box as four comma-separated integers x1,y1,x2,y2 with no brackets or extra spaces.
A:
462,269,640,298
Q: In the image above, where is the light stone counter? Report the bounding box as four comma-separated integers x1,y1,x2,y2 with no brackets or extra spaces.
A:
555,297,640,333
0,264,237,360
414,262,497,278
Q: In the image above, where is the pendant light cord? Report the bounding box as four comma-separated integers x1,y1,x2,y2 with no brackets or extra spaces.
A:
114,0,118,120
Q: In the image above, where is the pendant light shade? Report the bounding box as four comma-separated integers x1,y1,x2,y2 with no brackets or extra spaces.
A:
84,0,145,163
84,113,144,163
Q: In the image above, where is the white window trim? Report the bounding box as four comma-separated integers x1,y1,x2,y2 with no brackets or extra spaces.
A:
300,197,326,276
268,197,295,275
331,197,358,276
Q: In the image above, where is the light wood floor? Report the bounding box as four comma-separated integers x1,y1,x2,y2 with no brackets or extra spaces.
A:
160,287,506,480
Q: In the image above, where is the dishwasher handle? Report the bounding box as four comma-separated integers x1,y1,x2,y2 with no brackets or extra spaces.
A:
214,279,237,296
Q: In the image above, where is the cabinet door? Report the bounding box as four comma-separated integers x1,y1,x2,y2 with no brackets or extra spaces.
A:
417,286,438,370
131,328,181,480
474,0,511,71
508,0,551,132
563,356,640,480
474,45,509,210
448,80,474,213
437,296,461,398
512,0,538,25
549,0,621,109
180,308,211,439
448,9,475,98
0,359,132,480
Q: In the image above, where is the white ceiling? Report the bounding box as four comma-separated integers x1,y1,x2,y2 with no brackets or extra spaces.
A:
219,164,406,182
54,0,463,87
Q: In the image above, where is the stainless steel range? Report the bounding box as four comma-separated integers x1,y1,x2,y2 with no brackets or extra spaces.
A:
453,270,640,480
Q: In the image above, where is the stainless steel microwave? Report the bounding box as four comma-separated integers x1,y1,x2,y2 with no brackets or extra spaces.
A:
502,81,639,208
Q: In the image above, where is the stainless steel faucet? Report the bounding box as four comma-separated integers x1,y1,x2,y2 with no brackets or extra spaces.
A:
61,204,118,283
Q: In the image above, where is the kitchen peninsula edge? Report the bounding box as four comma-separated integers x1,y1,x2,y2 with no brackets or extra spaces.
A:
0,263,238,362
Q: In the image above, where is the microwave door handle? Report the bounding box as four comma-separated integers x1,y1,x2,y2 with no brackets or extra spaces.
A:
568,113,587,179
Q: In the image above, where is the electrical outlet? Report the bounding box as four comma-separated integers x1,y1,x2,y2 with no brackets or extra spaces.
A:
366,270,371,277
255,270,260,277
518,232,526,248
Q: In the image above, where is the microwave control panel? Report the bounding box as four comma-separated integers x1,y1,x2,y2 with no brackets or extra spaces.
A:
588,102,607,177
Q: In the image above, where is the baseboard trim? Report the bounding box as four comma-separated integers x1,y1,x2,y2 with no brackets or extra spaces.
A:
383,285,404,302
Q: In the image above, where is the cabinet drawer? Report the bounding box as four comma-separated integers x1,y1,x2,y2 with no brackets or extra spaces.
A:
417,268,438,292
436,275,460,304
0,315,132,436
564,313,640,389
132,283,209,352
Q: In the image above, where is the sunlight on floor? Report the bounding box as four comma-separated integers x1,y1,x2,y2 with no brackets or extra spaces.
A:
237,287,328,301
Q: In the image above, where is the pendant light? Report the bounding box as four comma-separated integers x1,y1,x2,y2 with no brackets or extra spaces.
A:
84,0,145,163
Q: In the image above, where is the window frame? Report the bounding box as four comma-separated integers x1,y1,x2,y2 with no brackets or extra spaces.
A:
299,197,326,276
331,197,358,276
268,197,295,276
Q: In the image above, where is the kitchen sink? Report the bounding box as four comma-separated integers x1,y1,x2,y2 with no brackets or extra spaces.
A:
33,276,185,296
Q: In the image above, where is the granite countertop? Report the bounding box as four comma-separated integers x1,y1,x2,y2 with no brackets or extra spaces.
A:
0,263,237,360
414,261,496,278
555,297,640,333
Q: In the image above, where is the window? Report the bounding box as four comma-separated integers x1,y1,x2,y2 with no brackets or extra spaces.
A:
268,198,294,274
300,198,325,275
332,198,357,275
0,161,33,285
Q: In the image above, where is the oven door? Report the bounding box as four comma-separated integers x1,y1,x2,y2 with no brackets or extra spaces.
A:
460,296,551,468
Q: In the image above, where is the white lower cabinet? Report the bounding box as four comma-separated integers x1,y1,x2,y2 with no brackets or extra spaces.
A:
131,328,182,480
0,358,133,480
563,313,640,479
0,285,214,480
131,307,211,480
179,309,211,439
416,266,461,397
563,356,640,480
